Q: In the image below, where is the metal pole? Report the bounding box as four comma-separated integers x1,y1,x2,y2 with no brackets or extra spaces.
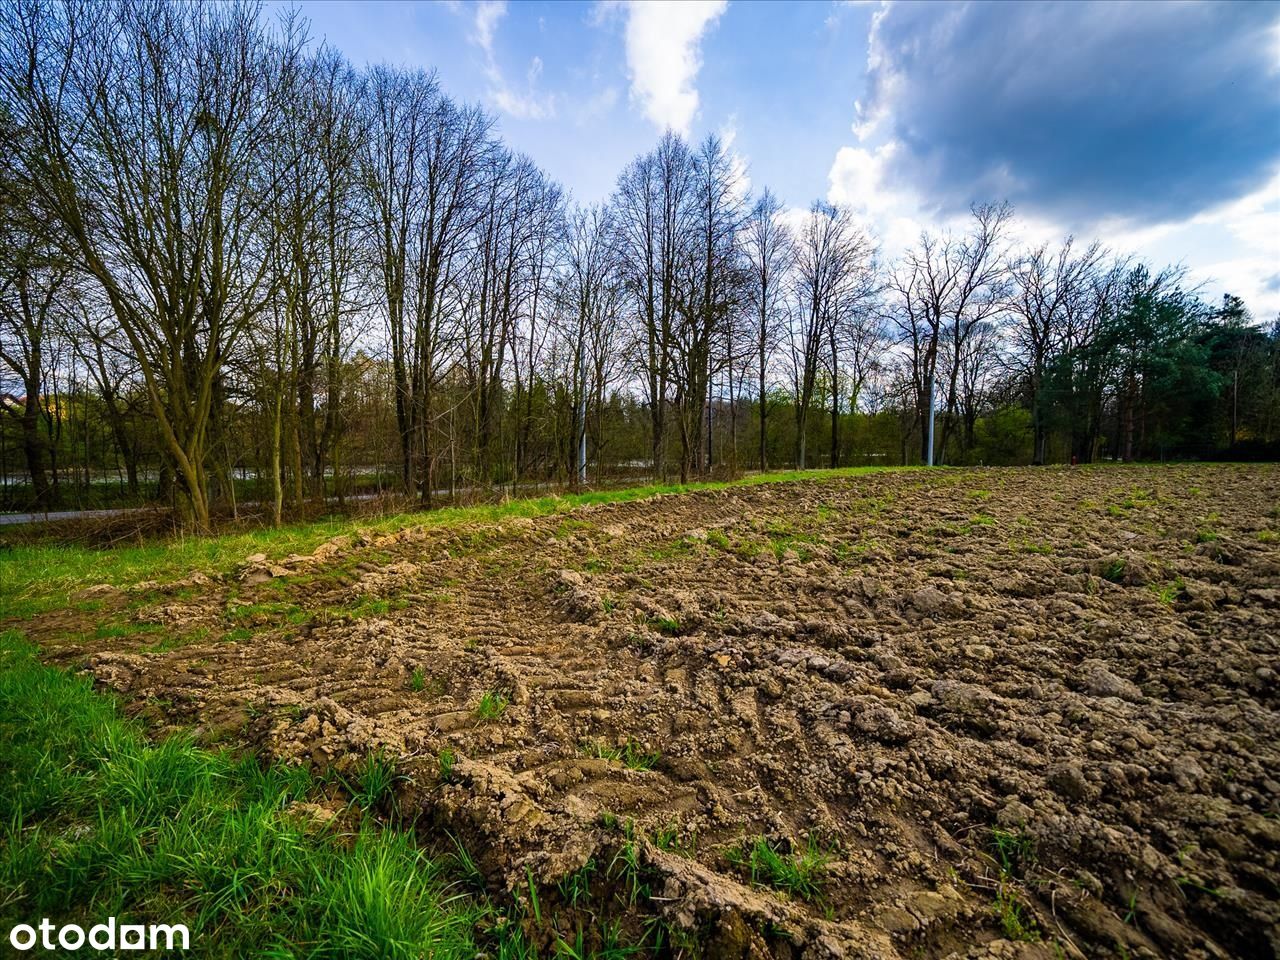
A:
577,341,587,487
1232,368,1238,448
926,377,935,467
706,368,713,471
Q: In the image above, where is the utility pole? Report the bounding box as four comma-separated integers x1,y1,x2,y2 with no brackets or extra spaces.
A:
577,340,587,488
706,353,716,473
926,377,936,467
1232,368,1238,449
706,368,713,472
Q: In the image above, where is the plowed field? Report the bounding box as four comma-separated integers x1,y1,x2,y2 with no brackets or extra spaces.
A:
37,465,1280,959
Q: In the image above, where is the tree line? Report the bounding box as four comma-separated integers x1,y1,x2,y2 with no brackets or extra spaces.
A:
1,0,1277,528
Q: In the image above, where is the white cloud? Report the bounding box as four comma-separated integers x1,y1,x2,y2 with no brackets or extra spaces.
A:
1136,169,1280,318
470,1,556,120
850,1,895,142
828,138,1280,318
588,1,624,29
472,0,505,53
828,7,1280,318
828,141,902,215
826,140,936,254
622,0,727,136
825,0,878,32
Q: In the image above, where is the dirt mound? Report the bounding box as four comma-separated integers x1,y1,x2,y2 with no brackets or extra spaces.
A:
40,465,1280,958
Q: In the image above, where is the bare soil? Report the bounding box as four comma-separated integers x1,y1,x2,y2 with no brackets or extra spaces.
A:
36,465,1280,959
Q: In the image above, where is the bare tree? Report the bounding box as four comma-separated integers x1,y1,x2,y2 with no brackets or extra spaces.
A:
741,188,793,470
66,301,145,498
671,134,745,481
935,203,1012,463
1059,256,1129,462
463,151,561,485
558,204,619,486
956,319,1001,457
510,173,564,486
791,201,872,468
612,132,695,481
1008,236,1103,462
890,203,1012,464
3,0,293,528
841,299,889,427
363,66,433,495
824,226,878,467
362,67,493,501
0,224,68,508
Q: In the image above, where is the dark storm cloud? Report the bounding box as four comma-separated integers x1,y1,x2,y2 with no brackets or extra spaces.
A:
861,1,1280,225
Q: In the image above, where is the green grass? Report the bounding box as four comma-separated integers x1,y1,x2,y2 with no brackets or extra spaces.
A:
643,614,683,636
437,748,458,784
607,824,647,908
990,827,1035,875
586,739,662,771
1101,557,1128,583
705,528,731,550
0,628,485,959
988,828,1040,942
1151,578,1185,605
1,466,915,621
343,749,405,815
767,530,820,561
557,859,598,908
993,884,1040,942
652,822,696,857
93,620,166,640
726,835,832,902
474,690,509,723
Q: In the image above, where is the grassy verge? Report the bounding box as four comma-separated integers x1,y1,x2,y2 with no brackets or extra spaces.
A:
0,628,524,958
1,466,912,620
0,473,404,516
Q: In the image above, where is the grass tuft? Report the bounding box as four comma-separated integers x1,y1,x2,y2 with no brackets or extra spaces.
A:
1101,557,1127,583
587,738,662,771
438,748,458,784
345,749,405,815
474,690,509,723
988,827,1040,942
726,834,832,902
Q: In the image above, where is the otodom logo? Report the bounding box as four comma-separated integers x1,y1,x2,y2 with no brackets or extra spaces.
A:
8,918,189,952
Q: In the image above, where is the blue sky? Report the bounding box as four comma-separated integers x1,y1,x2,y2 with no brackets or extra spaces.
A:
281,0,1280,317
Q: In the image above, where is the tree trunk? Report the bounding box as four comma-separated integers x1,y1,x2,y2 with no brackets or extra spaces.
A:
19,386,51,510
